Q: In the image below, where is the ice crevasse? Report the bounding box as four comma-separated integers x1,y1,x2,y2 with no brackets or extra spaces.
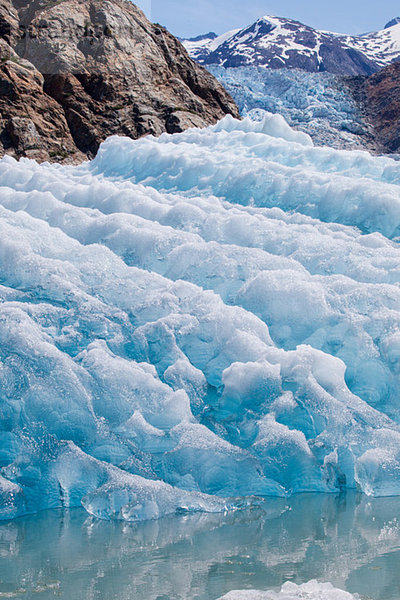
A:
1,112,400,520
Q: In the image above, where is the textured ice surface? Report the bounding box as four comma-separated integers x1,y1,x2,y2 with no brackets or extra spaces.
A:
1,114,400,520
218,581,358,599
207,66,372,150
218,581,359,599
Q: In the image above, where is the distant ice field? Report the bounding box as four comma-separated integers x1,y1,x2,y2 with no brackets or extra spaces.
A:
1,114,400,521
207,66,373,150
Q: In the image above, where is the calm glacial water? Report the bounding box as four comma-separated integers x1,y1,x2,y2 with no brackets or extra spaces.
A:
1,493,400,599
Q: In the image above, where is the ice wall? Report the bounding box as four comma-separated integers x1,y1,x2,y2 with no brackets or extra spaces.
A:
207,66,372,151
0,113,400,520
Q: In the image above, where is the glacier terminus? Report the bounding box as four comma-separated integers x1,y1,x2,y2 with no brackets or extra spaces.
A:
1,114,400,521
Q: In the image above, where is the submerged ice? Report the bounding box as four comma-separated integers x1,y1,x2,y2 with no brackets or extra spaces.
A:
1,114,400,520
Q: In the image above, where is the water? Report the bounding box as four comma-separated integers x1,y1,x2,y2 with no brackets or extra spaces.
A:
0,493,400,599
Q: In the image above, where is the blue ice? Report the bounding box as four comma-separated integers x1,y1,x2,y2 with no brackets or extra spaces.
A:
0,113,400,520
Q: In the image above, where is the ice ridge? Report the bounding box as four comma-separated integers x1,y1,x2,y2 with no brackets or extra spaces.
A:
0,113,400,520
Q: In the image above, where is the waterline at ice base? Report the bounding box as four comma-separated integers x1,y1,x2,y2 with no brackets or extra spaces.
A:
1,112,400,521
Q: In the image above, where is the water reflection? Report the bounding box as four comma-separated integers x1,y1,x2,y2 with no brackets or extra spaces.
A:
0,493,399,599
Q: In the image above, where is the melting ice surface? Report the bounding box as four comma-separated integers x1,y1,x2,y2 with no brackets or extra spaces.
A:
1,114,400,521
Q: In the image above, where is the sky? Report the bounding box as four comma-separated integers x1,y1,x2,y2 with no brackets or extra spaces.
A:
135,0,400,38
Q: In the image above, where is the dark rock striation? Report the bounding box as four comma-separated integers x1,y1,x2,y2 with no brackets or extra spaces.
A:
385,18,400,29
0,0,239,162
183,32,218,43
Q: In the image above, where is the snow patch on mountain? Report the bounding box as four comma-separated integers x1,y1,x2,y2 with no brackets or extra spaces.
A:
350,24,400,68
183,29,241,62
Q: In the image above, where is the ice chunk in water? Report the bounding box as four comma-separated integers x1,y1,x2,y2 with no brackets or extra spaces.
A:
217,580,360,599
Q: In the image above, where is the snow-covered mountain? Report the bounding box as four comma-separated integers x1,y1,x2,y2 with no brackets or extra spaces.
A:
182,16,400,75
182,29,241,63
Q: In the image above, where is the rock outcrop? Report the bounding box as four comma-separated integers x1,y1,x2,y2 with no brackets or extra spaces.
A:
347,62,400,154
0,0,239,162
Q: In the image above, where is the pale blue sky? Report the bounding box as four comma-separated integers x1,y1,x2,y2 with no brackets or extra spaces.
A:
135,0,399,38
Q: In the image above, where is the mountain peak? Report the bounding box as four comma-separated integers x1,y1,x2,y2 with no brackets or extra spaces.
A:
183,14,400,76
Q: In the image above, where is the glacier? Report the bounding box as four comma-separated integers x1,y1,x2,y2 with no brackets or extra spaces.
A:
1,113,400,520
207,66,374,151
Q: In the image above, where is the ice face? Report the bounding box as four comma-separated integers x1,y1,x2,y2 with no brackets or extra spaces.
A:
1,113,400,520
207,66,372,151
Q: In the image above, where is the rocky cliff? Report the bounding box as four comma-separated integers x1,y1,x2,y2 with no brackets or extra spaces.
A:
0,0,239,162
348,62,400,154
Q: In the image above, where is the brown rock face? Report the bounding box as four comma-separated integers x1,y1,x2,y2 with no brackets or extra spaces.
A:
0,47,84,161
348,62,400,154
0,0,239,162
